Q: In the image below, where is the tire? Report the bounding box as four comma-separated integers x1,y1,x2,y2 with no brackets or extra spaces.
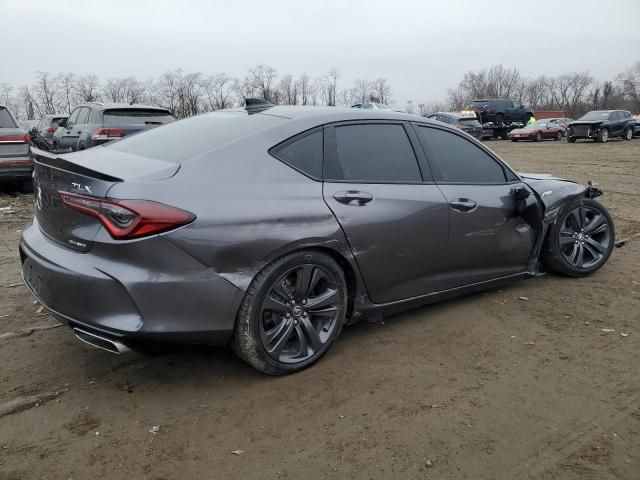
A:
554,131,562,141
622,127,633,141
494,113,505,127
534,132,542,142
567,136,576,143
233,250,348,375
596,128,608,143
541,198,614,277
511,138,518,142
19,179,34,194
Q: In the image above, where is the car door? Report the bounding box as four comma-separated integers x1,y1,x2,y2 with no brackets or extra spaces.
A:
71,107,91,151
322,121,450,304
414,124,535,290
57,108,82,151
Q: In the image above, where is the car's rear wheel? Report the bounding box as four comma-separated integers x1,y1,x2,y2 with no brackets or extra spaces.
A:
597,128,608,143
623,127,633,141
534,132,542,142
233,250,348,375
542,198,614,277
567,136,576,143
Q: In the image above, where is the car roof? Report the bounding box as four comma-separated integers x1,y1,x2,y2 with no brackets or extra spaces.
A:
77,102,171,112
221,105,424,123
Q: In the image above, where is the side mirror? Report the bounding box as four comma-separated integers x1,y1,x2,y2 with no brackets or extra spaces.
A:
58,119,67,128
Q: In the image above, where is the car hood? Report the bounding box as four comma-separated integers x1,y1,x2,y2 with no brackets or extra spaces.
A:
510,127,535,134
519,172,586,211
569,120,605,126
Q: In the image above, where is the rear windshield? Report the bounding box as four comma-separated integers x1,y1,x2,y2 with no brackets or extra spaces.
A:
102,109,175,126
0,108,17,128
107,111,286,163
51,117,67,127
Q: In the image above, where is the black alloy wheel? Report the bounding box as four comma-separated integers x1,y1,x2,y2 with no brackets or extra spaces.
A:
559,206,611,269
259,264,342,364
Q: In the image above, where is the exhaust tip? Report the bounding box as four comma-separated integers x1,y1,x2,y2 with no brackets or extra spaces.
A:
74,327,131,354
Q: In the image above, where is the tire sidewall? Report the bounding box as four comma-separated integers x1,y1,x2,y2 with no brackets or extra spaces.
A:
235,250,348,375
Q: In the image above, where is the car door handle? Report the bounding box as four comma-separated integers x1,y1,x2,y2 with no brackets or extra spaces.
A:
449,200,477,212
333,191,374,206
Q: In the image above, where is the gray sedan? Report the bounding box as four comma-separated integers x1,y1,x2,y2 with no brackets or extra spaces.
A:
21,101,614,374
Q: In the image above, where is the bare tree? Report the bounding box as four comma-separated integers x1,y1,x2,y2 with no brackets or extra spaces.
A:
370,78,392,104
56,72,76,113
299,73,313,105
246,65,278,103
35,71,57,115
278,74,299,105
617,61,640,113
353,78,371,103
76,75,100,102
203,73,235,110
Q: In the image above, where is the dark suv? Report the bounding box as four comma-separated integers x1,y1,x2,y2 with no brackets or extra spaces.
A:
471,99,534,126
52,103,175,152
426,112,483,140
567,110,636,143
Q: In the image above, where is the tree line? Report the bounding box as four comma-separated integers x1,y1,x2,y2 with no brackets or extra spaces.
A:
416,62,640,118
0,66,392,120
2,61,639,120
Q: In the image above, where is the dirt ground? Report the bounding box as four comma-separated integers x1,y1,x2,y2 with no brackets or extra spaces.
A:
1,139,639,480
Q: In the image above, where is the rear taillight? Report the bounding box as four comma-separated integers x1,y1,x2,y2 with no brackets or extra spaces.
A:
46,127,57,133
59,192,195,239
91,128,125,141
0,133,29,142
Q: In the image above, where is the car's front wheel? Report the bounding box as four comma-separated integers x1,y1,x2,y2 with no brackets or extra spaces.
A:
597,128,608,143
233,250,348,375
542,198,614,277
567,136,576,143
554,131,562,141
623,127,633,141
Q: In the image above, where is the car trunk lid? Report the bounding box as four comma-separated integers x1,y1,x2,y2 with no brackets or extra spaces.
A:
31,147,179,252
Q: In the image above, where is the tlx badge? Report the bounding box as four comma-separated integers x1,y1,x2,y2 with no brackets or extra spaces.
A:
71,182,92,194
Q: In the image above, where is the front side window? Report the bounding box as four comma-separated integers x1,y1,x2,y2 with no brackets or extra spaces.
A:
271,130,323,179
76,107,90,125
416,126,508,184
326,124,422,183
66,108,81,127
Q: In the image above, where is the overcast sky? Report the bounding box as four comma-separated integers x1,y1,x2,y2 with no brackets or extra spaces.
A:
0,0,638,106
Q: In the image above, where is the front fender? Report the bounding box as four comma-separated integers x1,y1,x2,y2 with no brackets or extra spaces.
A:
519,173,599,274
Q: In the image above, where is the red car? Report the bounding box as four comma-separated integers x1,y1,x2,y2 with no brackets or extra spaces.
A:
0,104,32,192
508,121,564,142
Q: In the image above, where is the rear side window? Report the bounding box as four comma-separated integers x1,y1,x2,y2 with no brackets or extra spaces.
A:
0,108,17,128
416,126,508,184
108,111,286,163
103,109,174,126
326,124,422,183
271,130,323,179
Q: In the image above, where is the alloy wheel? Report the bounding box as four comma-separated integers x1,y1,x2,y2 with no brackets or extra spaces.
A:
258,264,341,364
559,206,611,269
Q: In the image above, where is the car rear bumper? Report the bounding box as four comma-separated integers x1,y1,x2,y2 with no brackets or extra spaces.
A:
0,162,33,183
19,218,244,350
